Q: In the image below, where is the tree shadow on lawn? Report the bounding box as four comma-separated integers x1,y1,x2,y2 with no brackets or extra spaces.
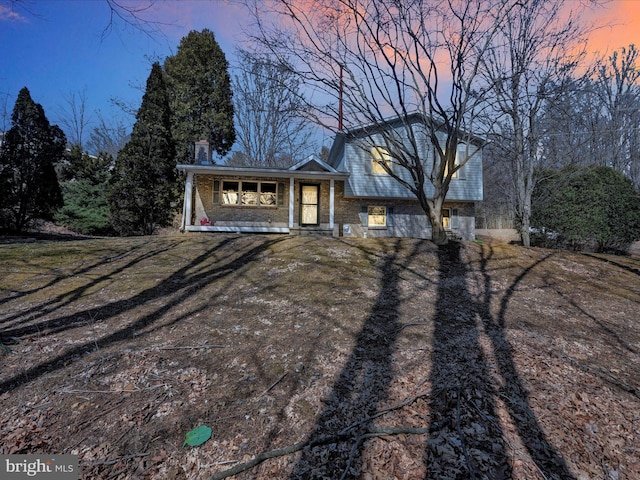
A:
583,252,640,278
0,235,285,395
290,238,416,479
0,240,179,333
424,241,511,479
288,239,574,479
424,243,574,479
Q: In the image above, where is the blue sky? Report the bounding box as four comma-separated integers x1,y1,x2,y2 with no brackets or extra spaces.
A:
1,0,639,154
0,0,249,145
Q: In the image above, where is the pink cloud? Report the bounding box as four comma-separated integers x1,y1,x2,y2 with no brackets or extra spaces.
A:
0,5,28,22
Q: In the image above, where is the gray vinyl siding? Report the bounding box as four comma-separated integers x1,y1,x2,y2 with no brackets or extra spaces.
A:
342,123,483,202
447,143,483,201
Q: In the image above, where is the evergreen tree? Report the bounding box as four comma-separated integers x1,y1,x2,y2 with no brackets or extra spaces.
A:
55,145,114,235
0,87,65,232
164,29,235,163
107,62,177,236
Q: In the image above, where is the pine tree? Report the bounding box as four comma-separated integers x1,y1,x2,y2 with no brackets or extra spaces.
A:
56,145,114,235
107,62,177,236
164,29,235,163
0,87,66,232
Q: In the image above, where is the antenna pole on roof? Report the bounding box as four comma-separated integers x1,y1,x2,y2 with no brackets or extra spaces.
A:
338,64,344,131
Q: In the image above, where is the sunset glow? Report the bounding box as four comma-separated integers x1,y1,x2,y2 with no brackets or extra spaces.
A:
1,0,638,144
581,0,640,55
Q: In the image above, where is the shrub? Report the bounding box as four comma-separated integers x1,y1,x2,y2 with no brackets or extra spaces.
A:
532,165,640,253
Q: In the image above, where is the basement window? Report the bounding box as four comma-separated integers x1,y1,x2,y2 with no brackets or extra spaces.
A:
442,208,459,229
368,206,387,228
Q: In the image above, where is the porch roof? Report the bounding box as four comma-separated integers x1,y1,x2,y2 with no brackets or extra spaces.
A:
177,161,349,181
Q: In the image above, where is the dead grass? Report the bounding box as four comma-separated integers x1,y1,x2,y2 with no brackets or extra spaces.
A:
0,233,638,479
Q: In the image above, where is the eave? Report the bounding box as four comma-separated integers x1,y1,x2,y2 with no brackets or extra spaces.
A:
176,164,349,181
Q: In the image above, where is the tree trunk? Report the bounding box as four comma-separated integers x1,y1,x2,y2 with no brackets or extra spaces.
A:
427,198,449,245
432,221,449,245
520,216,531,247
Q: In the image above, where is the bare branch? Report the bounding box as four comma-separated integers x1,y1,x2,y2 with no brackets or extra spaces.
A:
244,0,512,243
101,0,168,40
57,87,92,148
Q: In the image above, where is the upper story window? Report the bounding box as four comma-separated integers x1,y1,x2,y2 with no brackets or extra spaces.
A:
441,148,466,180
446,163,458,179
371,146,391,175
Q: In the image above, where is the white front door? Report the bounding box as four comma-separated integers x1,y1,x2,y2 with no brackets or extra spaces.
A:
300,184,319,226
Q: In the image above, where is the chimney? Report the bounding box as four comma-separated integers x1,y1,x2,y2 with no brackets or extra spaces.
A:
195,139,210,165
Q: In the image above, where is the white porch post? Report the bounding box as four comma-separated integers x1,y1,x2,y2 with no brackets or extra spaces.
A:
329,178,335,229
184,172,194,228
289,177,295,228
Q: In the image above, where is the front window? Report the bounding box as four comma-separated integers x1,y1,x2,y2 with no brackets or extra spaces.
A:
368,206,387,227
241,182,258,205
371,146,391,175
442,148,467,179
443,156,458,179
222,181,239,205
260,183,277,206
220,181,279,207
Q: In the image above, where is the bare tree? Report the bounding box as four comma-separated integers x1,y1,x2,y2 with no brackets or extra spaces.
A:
592,45,640,188
57,88,92,148
86,111,130,158
481,0,589,246
247,0,514,244
102,0,165,38
230,50,315,167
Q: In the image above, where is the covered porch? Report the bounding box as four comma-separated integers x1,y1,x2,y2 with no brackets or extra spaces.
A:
177,157,349,236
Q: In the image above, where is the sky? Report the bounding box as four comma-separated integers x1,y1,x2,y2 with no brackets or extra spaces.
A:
1,0,639,153
0,0,252,148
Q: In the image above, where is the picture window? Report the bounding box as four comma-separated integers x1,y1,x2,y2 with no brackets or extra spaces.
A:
219,180,279,207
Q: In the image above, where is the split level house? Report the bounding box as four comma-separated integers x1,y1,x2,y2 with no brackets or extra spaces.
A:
177,113,483,241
